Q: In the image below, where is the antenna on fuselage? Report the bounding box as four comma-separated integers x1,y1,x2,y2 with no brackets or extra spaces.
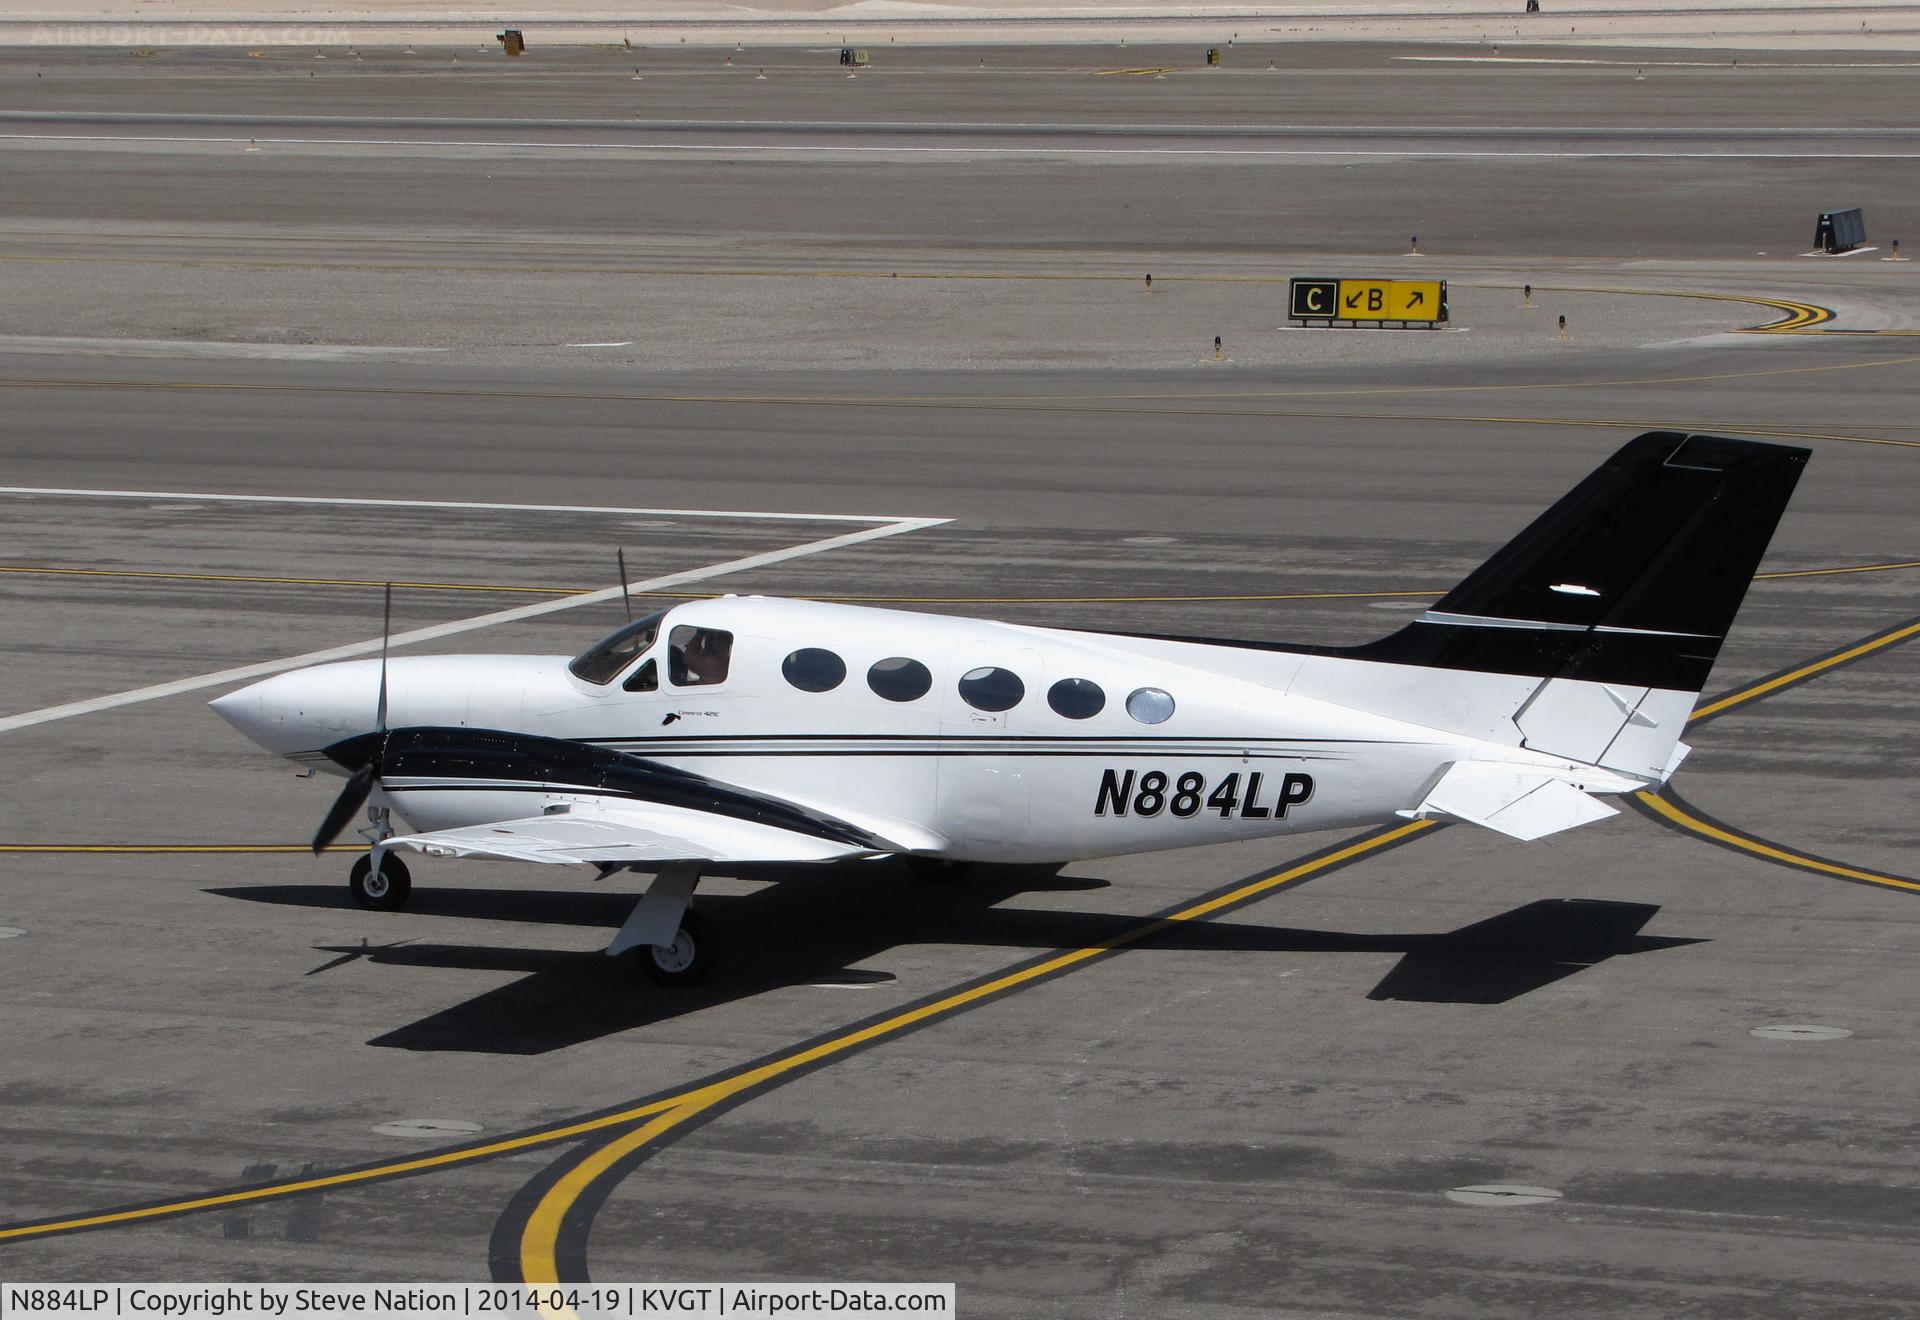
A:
616,548,633,623
375,580,392,732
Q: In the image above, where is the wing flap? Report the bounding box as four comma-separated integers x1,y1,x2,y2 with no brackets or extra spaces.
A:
384,800,883,866
1410,761,1621,842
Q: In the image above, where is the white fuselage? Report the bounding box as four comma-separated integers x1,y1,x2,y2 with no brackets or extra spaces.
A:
215,597,1574,864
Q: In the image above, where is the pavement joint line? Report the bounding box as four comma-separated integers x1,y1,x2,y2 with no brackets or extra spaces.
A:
0,253,1306,283
13,133,1920,162
0,516,947,735
0,485,912,525
0,612,1906,1254
3,231,1902,273
7,353,1918,408
1,560,1912,601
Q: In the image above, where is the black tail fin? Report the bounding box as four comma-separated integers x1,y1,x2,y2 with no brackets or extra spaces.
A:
1347,432,1810,691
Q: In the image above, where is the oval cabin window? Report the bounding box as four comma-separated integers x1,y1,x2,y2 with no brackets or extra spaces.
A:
867,656,933,703
958,666,1025,713
782,648,847,693
1047,677,1105,720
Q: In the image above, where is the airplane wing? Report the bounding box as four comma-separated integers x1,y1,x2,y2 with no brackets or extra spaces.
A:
1404,761,1636,842
382,800,886,867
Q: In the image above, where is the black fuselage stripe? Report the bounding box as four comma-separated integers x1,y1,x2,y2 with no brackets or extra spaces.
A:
595,748,1344,759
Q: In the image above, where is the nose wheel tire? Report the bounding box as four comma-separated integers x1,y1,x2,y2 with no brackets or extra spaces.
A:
636,909,717,986
349,852,412,911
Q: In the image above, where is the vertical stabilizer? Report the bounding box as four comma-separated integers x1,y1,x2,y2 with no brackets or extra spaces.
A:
1281,433,1809,776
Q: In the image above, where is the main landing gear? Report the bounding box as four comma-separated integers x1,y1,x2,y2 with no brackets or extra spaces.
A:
606,861,718,986
342,848,717,986
634,908,717,986
348,851,412,911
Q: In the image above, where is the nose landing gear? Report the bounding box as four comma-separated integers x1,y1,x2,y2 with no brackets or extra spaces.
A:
348,851,412,911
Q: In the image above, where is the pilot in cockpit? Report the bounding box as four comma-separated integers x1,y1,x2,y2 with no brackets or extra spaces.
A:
671,627,733,686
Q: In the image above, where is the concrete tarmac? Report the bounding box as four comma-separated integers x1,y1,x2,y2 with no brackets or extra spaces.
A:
0,39,1918,1320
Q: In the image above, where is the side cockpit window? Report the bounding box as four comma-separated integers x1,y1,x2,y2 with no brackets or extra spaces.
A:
623,658,658,692
569,611,667,685
670,626,734,687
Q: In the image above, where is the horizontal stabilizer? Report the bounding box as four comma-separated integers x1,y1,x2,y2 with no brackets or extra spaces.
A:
1409,761,1621,842
384,800,885,867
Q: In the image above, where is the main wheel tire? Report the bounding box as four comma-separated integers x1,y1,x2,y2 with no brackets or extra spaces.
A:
906,857,974,883
638,909,717,986
349,852,412,911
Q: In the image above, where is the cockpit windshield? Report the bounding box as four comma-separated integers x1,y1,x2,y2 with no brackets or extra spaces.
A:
569,610,667,685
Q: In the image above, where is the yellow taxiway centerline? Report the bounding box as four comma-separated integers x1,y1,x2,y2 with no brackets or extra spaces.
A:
1635,792,1920,894
514,605,1920,1284
2,597,1911,1253
0,1096,686,1244
0,822,1432,1248
513,819,1435,1284
1688,617,1920,723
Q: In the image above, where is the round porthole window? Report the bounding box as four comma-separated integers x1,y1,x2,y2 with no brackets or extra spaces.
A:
958,666,1025,713
782,647,846,693
1047,678,1105,720
1126,687,1175,724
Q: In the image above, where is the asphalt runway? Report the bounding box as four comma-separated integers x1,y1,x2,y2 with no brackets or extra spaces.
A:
1,38,1919,1320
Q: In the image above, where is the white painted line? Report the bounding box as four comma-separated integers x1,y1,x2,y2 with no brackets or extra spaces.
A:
1796,247,1880,257
0,515,947,734
566,341,633,348
6,133,1920,162
0,485,906,525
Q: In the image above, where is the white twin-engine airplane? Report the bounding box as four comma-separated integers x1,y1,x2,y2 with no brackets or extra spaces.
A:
213,432,1808,985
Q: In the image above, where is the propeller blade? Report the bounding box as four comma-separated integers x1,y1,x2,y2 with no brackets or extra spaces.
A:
617,548,632,623
376,582,392,732
311,761,375,855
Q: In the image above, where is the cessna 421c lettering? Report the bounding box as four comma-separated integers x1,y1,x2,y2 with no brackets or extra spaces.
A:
213,433,1808,984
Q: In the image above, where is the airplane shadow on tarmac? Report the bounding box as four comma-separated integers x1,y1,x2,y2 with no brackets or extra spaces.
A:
210,866,1703,1055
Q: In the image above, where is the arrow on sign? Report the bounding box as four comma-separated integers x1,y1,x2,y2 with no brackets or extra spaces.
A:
1408,290,1426,306
1344,291,1363,309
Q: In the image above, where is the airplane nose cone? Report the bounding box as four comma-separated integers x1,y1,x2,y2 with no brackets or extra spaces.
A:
208,685,264,737
209,662,383,761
